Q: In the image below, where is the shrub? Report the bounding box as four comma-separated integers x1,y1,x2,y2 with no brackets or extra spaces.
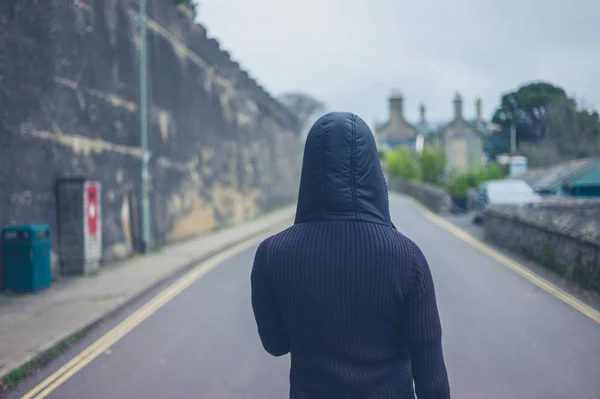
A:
418,147,446,184
386,147,422,180
446,163,507,198
447,173,471,197
484,163,506,180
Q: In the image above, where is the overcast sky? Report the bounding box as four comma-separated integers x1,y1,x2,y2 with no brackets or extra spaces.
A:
198,0,599,126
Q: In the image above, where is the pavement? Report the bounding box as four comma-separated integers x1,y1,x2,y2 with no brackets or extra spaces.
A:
0,206,296,385
5,194,600,399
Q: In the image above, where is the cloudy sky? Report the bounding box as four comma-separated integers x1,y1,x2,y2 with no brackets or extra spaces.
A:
198,0,599,126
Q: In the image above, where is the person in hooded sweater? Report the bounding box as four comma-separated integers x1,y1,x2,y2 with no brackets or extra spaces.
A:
251,112,451,399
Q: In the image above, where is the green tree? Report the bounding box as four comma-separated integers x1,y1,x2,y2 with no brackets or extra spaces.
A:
491,82,600,165
386,147,421,180
492,82,568,145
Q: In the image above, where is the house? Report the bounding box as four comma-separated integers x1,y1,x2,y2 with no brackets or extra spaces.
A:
518,158,600,197
375,91,488,174
375,92,420,151
436,93,486,173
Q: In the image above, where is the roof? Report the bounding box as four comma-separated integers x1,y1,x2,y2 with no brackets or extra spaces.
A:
564,160,600,188
440,118,488,138
518,158,600,191
377,119,462,136
377,115,494,141
518,168,549,186
414,121,448,136
375,119,420,140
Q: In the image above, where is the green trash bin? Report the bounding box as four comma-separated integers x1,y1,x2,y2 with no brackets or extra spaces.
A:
1,225,52,292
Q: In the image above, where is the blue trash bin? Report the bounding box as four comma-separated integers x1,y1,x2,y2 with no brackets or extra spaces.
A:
1,225,52,292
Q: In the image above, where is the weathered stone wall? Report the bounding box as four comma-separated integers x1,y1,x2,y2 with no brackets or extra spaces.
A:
484,201,600,293
0,0,302,274
512,199,600,237
388,178,452,214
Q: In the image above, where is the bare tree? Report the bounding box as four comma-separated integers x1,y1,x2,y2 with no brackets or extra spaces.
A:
277,92,326,139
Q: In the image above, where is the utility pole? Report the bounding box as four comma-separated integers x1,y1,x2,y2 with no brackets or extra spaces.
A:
510,121,516,155
508,95,517,155
139,0,151,252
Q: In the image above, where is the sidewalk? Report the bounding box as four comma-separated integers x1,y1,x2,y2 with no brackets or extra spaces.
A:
0,206,295,381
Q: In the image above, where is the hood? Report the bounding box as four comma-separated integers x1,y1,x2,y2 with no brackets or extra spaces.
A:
294,112,392,227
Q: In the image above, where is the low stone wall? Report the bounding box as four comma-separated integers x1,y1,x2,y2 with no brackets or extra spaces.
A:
484,201,600,293
388,178,452,214
517,198,600,236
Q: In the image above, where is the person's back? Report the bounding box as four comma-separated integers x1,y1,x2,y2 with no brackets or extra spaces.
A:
251,112,450,398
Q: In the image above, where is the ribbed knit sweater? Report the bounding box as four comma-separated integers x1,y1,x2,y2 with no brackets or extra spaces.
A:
251,112,450,398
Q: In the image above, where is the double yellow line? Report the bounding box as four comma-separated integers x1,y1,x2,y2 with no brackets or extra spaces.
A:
22,234,267,399
22,201,600,398
408,197,600,325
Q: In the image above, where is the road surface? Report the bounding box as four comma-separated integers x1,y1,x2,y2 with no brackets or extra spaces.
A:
8,194,600,399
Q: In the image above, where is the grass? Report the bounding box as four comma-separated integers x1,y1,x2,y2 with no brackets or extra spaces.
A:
2,361,34,388
0,331,87,392
150,246,163,254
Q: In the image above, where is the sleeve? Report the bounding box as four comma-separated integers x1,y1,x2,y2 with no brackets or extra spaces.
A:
250,239,290,357
403,243,451,399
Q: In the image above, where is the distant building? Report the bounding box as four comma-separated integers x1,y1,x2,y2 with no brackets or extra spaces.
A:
437,93,486,173
375,92,419,151
375,91,489,173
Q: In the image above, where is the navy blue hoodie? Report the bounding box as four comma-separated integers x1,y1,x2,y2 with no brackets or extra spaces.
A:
251,112,450,398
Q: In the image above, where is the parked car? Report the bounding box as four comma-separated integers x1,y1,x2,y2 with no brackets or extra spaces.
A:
472,179,541,224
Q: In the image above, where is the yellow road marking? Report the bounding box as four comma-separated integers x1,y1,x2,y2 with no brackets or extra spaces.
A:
21,200,600,398
22,233,269,399
405,197,600,325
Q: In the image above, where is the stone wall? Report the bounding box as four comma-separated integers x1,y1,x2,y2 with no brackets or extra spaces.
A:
484,200,600,293
0,0,303,275
388,178,452,214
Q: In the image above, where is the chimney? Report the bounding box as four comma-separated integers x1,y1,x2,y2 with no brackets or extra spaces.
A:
475,98,482,124
419,103,426,125
453,92,463,120
389,91,404,128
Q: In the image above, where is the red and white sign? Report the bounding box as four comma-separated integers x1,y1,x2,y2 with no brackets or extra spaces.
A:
86,184,98,236
83,181,102,265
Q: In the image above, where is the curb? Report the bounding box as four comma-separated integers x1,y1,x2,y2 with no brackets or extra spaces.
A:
0,211,294,390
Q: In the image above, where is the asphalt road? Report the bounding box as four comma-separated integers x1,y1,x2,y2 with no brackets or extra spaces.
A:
8,194,600,399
